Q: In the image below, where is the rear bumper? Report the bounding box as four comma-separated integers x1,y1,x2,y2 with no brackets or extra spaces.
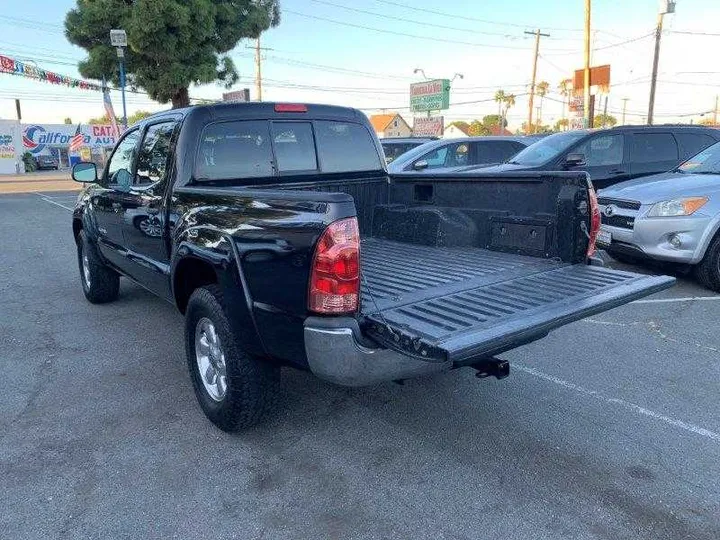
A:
304,317,451,386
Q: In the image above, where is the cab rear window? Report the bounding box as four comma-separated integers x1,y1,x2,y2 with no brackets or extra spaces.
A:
196,119,381,181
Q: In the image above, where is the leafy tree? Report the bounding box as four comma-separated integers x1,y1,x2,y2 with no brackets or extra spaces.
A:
87,113,118,124
468,120,490,136
482,115,507,129
699,117,718,126
554,118,569,131
494,89,506,129
64,117,73,124
594,114,617,128
522,122,551,134
128,110,153,125
65,0,280,108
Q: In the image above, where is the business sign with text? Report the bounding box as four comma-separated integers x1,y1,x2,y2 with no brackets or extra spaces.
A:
410,79,450,113
413,116,444,137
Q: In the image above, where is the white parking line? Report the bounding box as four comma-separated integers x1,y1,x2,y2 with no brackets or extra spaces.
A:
514,363,720,443
632,296,720,304
36,194,73,211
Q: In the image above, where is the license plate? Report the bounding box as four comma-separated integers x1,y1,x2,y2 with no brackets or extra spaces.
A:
597,229,612,245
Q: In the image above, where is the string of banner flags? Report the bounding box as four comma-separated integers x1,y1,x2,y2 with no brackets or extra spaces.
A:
0,53,103,92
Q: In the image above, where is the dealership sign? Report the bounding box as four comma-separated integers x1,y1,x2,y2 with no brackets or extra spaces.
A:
413,116,444,137
0,132,15,160
22,124,118,154
410,79,450,113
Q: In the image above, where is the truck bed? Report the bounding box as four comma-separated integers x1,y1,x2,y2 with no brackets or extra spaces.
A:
360,238,674,364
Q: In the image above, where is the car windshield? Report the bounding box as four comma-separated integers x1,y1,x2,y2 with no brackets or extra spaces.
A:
678,141,720,174
508,131,588,166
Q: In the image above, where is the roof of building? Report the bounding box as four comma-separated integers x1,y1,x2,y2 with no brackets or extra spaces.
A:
369,113,400,132
489,125,513,136
445,123,470,135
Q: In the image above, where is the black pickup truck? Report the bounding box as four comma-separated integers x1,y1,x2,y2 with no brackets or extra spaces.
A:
70,103,674,431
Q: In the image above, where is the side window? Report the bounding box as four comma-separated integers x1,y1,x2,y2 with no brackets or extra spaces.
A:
576,134,624,166
631,133,678,163
106,130,140,188
196,121,273,181
474,141,524,164
416,146,449,168
315,121,383,172
271,122,317,173
446,143,469,167
135,122,177,186
675,133,716,160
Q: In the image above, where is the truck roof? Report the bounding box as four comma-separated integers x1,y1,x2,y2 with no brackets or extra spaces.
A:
140,102,365,125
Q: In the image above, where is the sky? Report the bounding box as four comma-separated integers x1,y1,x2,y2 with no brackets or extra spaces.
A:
1,0,719,130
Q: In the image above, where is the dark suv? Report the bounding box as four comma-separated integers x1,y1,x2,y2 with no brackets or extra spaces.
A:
459,125,720,190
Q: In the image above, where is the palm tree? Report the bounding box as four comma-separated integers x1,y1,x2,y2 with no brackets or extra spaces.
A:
503,93,516,132
558,78,573,130
494,90,506,133
536,81,550,128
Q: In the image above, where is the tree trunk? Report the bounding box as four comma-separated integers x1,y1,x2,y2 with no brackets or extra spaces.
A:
171,87,190,109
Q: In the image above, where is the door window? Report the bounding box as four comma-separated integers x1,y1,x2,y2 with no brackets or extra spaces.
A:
271,122,317,172
675,133,716,160
106,130,140,188
576,134,624,166
416,142,467,169
631,133,678,163
473,141,526,164
135,122,177,186
197,121,273,180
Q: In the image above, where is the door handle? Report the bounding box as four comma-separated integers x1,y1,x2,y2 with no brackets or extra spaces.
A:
609,169,626,175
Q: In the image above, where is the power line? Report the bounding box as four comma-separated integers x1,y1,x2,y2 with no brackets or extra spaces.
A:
282,9,573,51
370,0,584,31
308,0,518,37
667,30,720,37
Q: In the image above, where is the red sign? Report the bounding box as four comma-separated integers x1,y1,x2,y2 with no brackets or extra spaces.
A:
413,116,444,137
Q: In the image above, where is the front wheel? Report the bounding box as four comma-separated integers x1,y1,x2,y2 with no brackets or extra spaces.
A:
185,285,279,431
77,230,120,303
694,235,720,292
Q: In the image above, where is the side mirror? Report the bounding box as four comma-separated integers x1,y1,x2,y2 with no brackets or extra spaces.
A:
563,153,586,168
412,159,429,171
72,162,97,183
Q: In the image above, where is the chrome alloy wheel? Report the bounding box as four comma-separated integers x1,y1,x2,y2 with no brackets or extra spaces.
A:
195,317,227,401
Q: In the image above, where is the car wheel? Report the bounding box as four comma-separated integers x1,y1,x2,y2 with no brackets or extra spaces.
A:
185,285,279,431
77,230,120,303
694,234,720,292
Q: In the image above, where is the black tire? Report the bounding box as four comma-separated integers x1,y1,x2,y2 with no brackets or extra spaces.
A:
77,230,120,303
694,234,720,292
185,285,279,431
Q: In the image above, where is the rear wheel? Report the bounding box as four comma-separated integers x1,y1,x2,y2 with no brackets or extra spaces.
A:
77,230,120,303
694,235,720,292
185,285,279,431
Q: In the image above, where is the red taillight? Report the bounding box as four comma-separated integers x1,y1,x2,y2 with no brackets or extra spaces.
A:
308,217,360,314
274,103,307,113
587,185,601,257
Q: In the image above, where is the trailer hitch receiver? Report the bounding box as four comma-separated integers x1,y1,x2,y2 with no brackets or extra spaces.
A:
472,358,510,380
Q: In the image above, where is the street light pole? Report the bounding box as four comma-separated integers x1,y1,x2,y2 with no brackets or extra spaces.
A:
648,1,675,125
110,29,128,129
583,0,591,129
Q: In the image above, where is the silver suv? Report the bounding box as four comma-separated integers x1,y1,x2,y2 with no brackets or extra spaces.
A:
598,141,720,291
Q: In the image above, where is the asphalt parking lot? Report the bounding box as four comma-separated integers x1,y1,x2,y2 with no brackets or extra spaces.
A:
1,191,719,540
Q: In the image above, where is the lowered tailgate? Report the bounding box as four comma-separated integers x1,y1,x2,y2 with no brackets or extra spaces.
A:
361,242,675,363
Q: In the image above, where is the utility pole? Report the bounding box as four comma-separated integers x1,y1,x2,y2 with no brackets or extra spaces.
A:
255,37,263,101
525,29,550,134
110,29,128,129
621,98,630,125
714,95,718,126
648,1,675,125
583,0,591,128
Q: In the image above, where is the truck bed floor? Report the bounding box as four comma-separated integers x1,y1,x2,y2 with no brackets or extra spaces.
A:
360,238,675,363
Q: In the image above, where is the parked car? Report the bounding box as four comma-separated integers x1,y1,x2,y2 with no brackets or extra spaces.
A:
597,140,720,290
459,125,720,190
387,136,533,174
380,136,437,164
70,102,673,431
35,154,59,170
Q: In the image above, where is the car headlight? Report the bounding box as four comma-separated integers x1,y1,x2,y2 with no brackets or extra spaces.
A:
646,196,708,217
